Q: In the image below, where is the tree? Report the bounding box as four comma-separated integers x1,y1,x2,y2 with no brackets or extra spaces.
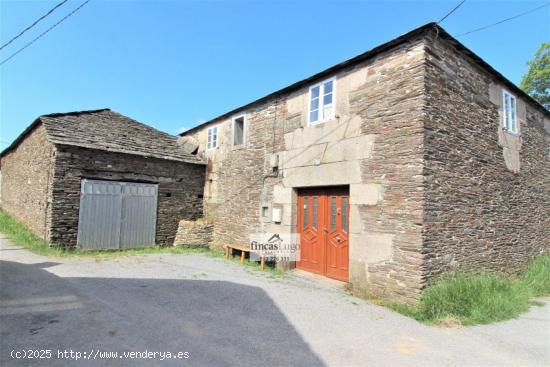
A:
520,42,550,110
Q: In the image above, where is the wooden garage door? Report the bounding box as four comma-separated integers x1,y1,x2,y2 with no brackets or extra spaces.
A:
296,187,349,282
77,179,158,249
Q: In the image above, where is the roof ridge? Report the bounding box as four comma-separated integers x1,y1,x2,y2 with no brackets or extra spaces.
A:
180,21,548,135
41,108,111,118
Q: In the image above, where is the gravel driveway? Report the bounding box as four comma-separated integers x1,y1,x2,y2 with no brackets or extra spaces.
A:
1,235,548,366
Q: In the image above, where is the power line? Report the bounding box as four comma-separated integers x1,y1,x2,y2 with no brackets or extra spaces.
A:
0,1,91,66
0,0,68,51
438,0,466,24
456,2,550,37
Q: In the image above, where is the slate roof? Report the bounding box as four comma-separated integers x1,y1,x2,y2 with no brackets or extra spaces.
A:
1,109,205,164
181,22,549,135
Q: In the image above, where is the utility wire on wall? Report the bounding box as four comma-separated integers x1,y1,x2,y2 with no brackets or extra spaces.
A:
456,2,550,37
0,0,91,66
0,0,68,51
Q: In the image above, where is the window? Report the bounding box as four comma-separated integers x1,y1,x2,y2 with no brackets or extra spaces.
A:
312,197,318,230
342,196,348,232
330,197,337,231
232,115,245,148
262,206,269,218
503,91,518,134
303,197,309,229
207,125,219,150
309,78,335,125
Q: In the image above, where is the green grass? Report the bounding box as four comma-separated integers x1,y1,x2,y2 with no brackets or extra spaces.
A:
521,254,550,297
387,255,550,326
225,253,286,278
0,208,219,259
0,208,279,277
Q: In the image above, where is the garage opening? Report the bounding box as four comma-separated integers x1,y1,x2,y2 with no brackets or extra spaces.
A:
296,186,349,282
77,179,158,249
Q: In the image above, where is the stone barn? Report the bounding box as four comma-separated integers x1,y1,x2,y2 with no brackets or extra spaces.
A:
181,23,549,303
0,109,206,249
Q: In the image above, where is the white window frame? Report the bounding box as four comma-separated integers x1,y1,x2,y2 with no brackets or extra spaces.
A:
502,90,518,135
231,114,247,149
206,124,220,150
308,77,336,126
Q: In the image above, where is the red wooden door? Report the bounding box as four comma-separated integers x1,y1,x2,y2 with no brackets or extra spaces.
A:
296,189,325,275
296,187,349,282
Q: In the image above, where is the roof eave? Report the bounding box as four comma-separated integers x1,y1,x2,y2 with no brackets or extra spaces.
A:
0,117,43,159
181,22,549,136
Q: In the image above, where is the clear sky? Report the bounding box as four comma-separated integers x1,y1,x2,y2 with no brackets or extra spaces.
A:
1,0,548,150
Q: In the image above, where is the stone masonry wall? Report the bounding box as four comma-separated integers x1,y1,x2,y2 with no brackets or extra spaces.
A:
350,40,426,302
422,33,550,278
189,38,427,303
50,145,206,248
173,218,213,248
0,124,55,240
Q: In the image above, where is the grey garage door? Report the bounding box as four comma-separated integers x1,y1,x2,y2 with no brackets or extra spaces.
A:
77,179,158,250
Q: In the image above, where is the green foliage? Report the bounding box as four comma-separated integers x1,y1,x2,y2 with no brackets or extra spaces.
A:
521,254,550,297
0,209,277,277
418,272,530,325
0,208,211,258
0,208,62,256
520,42,550,110
388,256,550,326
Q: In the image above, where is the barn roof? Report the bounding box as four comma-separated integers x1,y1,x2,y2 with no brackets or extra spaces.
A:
1,109,205,164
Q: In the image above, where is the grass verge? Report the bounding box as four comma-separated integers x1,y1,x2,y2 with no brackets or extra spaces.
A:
387,254,550,326
225,255,286,278
0,208,282,276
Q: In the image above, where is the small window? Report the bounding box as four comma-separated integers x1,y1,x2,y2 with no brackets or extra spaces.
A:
303,197,309,229
503,91,518,134
207,125,219,150
312,197,318,230
233,115,245,147
342,196,348,232
262,206,269,218
330,197,337,231
309,78,335,125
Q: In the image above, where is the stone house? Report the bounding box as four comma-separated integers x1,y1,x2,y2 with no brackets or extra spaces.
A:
0,109,206,249
181,23,549,303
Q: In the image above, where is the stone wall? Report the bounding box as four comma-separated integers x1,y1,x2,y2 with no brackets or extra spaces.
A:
0,124,55,240
188,37,427,303
50,145,206,248
173,218,213,248
422,32,550,278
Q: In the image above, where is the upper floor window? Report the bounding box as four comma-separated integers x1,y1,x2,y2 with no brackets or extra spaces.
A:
207,125,219,150
503,91,518,134
309,78,335,125
232,115,246,148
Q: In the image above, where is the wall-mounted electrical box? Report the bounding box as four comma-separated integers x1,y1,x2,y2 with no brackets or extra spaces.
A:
269,153,279,169
271,207,282,223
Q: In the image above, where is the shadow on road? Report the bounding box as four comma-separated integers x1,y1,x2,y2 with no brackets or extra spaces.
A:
0,260,324,366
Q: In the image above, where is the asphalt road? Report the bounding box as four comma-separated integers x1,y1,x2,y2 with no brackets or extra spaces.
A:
1,236,549,366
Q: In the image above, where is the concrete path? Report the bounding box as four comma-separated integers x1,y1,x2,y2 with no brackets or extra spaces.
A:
1,236,548,366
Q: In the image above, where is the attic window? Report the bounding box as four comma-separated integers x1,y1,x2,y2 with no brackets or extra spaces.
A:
309,78,335,125
233,115,245,148
207,125,219,150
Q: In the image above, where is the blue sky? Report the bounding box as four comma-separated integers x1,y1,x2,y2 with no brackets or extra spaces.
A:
1,0,548,150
